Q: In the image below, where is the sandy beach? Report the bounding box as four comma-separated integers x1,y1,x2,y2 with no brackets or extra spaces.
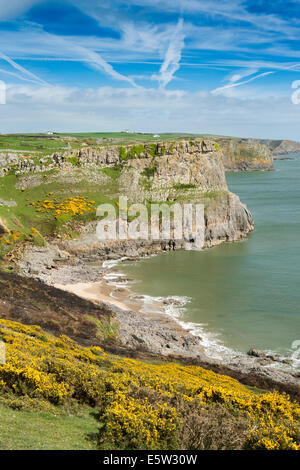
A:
54,270,211,361
54,281,133,312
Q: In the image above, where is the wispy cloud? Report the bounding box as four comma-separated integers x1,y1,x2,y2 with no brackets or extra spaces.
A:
211,60,300,97
227,69,258,83
0,51,48,85
0,68,43,84
117,0,300,37
74,46,140,88
0,27,142,88
211,71,274,95
151,18,185,89
210,59,300,72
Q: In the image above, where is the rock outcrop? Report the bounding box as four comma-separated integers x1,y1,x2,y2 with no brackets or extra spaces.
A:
245,138,300,156
1,139,254,250
204,192,253,247
272,140,300,155
18,140,254,259
3,136,300,178
76,140,254,247
218,139,274,171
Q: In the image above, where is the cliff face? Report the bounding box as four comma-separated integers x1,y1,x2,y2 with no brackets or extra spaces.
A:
271,140,300,155
113,140,228,203
0,139,254,249
72,140,254,248
241,138,300,156
218,140,274,171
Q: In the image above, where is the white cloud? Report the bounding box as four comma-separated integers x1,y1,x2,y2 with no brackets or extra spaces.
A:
228,69,258,83
0,0,298,139
152,18,185,88
73,46,140,88
0,3,298,82
0,51,48,85
2,83,299,140
211,71,274,95
0,27,140,88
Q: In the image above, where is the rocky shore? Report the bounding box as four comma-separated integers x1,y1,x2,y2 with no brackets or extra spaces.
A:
18,239,300,391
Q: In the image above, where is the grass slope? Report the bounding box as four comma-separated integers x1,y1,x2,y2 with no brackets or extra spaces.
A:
0,404,98,450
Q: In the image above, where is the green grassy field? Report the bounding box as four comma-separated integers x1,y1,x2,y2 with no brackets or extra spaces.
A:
0,132,217,156
0,135,72,156
0,132,277,160
0,403,98,450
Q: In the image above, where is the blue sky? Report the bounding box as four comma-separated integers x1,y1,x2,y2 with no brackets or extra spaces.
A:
0,0,300,138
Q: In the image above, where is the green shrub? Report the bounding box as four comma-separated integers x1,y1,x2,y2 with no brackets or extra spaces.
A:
178,400,248,450
101,165,122,180
31,231,46,247
141,162,158,178
145,144,159,157
139,177,152,190
85,316,118,342
67,156,81,167
127,145,144,159
118,147,127,161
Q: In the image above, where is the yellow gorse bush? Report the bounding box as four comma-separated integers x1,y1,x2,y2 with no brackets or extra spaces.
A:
103,392,178,449
0,230,23,245
0,319,299,450
32,196,96,217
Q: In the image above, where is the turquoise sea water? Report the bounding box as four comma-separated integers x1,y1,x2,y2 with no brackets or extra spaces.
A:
118,156,300,359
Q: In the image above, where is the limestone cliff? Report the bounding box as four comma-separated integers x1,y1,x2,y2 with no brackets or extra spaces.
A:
217,139,274,171
241,138,300,156
66,140,254,248
271,140,300,155
0,139,254,249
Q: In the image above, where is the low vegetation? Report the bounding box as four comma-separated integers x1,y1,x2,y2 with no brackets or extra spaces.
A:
173,183,196,190
101,165,122,180
0,402,98,450
0,319,299,450
0,166,121,266
141,161,158,178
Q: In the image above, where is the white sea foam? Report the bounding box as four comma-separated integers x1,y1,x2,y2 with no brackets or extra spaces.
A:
137,293,245,362
101,257,299,370
102,257,128,269
132,291,299,369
